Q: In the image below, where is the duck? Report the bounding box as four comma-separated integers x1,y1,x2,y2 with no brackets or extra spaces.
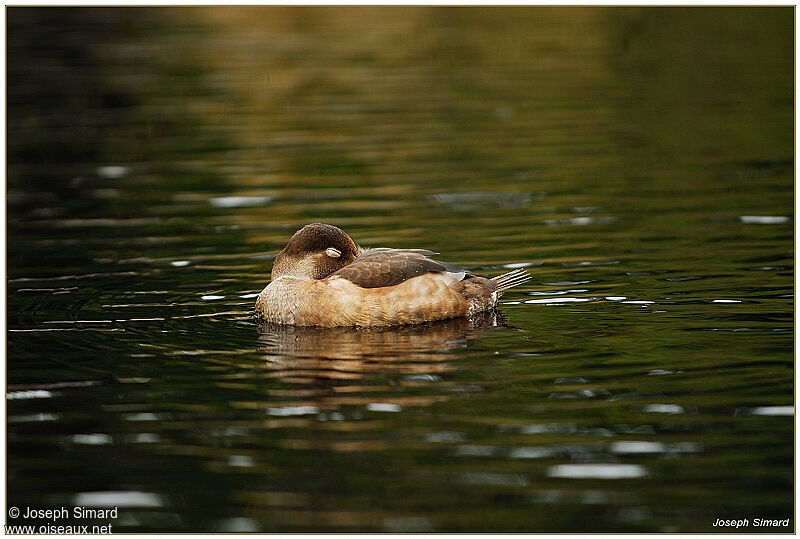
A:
254,223,531,327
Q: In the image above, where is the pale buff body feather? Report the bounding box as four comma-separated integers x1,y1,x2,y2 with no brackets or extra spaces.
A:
255,272,492,328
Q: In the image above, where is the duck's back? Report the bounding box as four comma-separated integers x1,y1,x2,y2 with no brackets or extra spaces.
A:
331,248,466,288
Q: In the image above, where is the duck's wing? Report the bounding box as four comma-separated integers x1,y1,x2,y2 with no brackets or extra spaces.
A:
331,248,467,288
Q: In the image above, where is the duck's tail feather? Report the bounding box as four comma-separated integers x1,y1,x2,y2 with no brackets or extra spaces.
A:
491,268,532,293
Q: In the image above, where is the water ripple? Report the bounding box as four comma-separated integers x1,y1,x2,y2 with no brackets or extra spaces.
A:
547,464,648,479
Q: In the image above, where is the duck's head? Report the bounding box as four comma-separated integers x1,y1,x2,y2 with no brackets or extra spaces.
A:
271,223,360,280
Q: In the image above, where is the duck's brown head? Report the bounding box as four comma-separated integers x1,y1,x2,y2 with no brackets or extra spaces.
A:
271,223,360,280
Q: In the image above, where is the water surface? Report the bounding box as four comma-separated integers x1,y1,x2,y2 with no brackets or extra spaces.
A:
6,7,794,533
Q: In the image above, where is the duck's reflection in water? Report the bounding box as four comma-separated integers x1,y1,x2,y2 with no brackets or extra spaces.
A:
256,311,506,385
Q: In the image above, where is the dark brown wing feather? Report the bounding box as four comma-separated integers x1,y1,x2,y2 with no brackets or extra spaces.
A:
331,249,466,288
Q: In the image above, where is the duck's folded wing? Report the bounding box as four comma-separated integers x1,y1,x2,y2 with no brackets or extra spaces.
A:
331,249,467,288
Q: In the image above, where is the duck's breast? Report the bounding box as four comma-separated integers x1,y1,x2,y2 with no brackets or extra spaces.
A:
255,277,360,326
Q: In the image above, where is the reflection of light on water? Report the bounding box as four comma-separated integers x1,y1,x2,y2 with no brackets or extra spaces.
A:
547,463,648,479
209,195,271,208
72,433,113,445
519,423,614,437
609,441,664,454
6,389,53,400
518,291,665,308
524,297,595,305
508,447,557,459
528,288,588,296
647,369,682,376
267,405,319,416
543,216,617,226
128,433,160,444
403,374,442,382
739,215,790,224
502,261,539,269
750,406,793,416
643,404,685,414
366,402,402,412
228,455,255,468
73,491,164,507
318,412,345,421
96,165,130,179
554,377,590,384
563,260,620,267
7,413,60,423
547,388,610,399
125,412,161,421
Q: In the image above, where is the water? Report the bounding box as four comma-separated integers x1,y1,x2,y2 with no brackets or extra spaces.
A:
6,7,794,533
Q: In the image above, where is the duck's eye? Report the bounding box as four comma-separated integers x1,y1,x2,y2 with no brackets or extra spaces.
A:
325,247,342,258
